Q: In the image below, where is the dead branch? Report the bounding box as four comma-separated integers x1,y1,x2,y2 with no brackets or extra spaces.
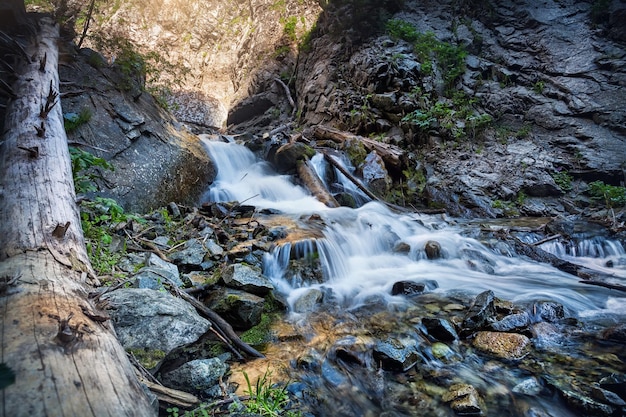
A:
273,77,296,116
168,284,265,360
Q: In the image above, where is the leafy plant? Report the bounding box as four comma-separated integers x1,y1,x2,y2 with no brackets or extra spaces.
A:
532,81,545,94
80,197,133,275
588,181,626,208
552,170,573,192
69,147,114,194
64,107,93,133
242,369,300,417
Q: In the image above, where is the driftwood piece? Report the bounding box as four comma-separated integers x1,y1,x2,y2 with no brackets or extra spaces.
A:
296,159,340,208
139,377,200,409
169,285,265,359
312,125,405,170
322,151,381,202
508,236,626,293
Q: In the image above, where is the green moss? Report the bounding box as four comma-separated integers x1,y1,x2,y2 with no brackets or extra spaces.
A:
345,139,368,167
240,313,276,349
127,348,166,370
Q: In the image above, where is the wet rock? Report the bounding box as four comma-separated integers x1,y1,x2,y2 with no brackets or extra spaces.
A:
272,142,316,173
359,151,392,197
556,386,616,417
591,385,626,407
221,263,274,296
442,383,484,416
600,323,626,343
160,358,229,398
422,317,459,342
292,288,323,313
391,280,438,296
133,253,183,289
462,290,496,331
599,374,626,401
472,331,531,360
489,312,530,332
393,241,411,253
103,288,211,355
430,342,455,361
424,240,442,260
512,377,544,396
168,238,208,270
205,288,265,330
373,336,420,371
533,300,565,323
530,321,562,349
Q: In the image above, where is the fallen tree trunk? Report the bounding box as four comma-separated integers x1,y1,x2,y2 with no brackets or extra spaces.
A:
296,159,340,208
312,125,405,171
0,17,154,416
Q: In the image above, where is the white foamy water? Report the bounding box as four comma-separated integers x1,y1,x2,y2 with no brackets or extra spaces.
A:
203,139,626,318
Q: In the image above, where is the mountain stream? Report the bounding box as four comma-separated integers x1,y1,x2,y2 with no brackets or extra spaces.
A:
201,138,626,417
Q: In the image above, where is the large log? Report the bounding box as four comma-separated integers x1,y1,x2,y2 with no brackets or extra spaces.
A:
311,125,405,171
0,18,155,416
296,159,340,208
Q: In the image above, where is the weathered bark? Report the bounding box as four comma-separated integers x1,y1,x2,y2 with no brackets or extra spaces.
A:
296,159,340,208
312,125,405,171
0,18,155,417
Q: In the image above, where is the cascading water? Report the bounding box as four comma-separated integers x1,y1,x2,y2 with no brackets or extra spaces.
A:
201,138,626,417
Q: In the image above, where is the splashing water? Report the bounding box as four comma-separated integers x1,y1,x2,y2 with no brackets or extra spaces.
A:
202,138,626,417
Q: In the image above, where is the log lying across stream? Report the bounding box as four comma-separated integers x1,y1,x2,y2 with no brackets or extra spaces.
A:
312,125,405,171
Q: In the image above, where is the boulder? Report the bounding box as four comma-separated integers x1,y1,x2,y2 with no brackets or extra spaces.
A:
292,288,324,313
221,263,274,296
271,142,316,173
160,358,229,398
205,287,265,330
373,337,421,372
169,238,209,270
422,317,459,342
133,253,183,289
359,151,392,197
103,288,211,355
391,280,438,296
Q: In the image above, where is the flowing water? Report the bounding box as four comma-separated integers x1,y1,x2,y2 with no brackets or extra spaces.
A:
201,138,626,417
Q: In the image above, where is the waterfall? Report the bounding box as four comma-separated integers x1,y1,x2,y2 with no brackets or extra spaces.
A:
202,139,625,317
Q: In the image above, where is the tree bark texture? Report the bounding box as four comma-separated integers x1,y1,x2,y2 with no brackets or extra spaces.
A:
311,125,405,171
296,159,340,208
0,18,155,417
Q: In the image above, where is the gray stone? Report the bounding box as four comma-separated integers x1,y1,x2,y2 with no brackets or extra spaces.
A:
533,300,564,322
489,312,530,332
373,337,420,372
205,288,265,330
169,239,208,268
292,288,323,313
160,358,229,397
102,288,211,354
359,151,391,197
462,290,496,331
222,263,274,296
133,253,182,289
512,377,544,396
422,317,459,342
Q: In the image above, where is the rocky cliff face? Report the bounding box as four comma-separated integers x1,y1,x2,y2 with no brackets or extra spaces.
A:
85,0,322,129
295,0,626,218
51,0,625,217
